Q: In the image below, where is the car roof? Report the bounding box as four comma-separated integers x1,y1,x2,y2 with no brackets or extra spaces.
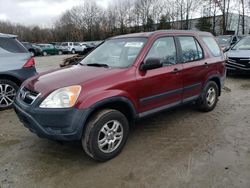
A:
0,33,17,38
111,30,212,39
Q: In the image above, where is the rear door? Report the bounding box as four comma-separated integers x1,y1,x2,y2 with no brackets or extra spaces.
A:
137,36,183,115
177,36,206,102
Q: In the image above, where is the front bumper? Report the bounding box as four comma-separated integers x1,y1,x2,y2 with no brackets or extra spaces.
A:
226,61,250,73
14,96,89,141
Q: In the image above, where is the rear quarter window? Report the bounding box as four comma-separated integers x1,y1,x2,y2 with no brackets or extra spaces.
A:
202,36,222,57
0,38,27,53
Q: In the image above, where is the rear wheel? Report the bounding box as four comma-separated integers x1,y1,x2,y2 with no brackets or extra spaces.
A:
82,109,129,162
43,51,47,56
58,50,63,55
29,50,35,57
71,49,76,54
197,81,219,112
0,79,18,110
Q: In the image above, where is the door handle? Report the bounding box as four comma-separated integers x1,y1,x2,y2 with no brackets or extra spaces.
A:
171,68,179,74
204,62,209,68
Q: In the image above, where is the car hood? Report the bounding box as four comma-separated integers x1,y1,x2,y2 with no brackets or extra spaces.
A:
24,65,124,96
226,50,250,58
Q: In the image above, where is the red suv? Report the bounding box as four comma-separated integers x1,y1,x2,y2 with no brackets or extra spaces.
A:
14,30,226,161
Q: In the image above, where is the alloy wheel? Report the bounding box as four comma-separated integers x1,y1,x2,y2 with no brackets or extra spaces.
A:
98,120,124,153
206,87,216,107
0,84,16,108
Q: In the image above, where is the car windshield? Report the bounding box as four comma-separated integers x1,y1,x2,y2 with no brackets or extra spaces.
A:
80,38,147,68
216,36,231,46
232,37,250,50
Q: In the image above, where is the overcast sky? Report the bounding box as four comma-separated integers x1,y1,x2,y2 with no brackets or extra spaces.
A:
0,0,111,27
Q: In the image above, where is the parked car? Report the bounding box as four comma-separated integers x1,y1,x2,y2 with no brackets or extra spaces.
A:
22,42,42,56
225,36,250,74
14,30,226,161
0,33,37,110
216,35,242,52
59,42,83,54
50,42,61,49
37,44,62,56
79,44,97,56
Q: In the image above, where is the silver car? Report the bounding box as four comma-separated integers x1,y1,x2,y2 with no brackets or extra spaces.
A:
0,33,37,110
59,42,83,54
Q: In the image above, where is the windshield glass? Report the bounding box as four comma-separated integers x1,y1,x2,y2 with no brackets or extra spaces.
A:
232,37,250,50
216,36,231,46
80,38,147,68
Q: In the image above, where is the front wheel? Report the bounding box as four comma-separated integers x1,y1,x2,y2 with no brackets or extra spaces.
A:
197,81,219,112
82,109,129,162
58,50,63,55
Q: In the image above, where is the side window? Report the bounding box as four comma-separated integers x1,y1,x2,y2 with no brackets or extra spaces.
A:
145,37,177,66
202,36,221,57
178,36,203,63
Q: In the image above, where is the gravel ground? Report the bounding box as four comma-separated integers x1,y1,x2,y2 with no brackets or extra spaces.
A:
0,55,250,188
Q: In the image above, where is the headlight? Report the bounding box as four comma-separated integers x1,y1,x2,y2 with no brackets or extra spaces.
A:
40,85,81,108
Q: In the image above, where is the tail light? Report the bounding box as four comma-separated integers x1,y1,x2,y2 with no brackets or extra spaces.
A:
23,58,35,68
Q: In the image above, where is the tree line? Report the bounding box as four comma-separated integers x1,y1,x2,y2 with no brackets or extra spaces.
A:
0,0,249,43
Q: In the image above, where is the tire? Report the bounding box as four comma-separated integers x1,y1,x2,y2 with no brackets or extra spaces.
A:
82,109,129,162
197,81,219,112
0,79,19,111
43,51,47,56
71,49,76,54
29,50,35,57
58,50,63,55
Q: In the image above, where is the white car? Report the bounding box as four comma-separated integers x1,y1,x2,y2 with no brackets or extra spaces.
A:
59,42,83,54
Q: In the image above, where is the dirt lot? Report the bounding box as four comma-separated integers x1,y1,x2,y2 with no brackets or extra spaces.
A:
1,55,250,188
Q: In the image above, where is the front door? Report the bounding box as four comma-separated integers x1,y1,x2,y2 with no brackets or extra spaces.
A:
136,36,183,115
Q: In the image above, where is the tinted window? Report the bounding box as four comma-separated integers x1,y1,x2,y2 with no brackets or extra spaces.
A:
61,43,68,46
74,43,79,46
179,37,203,62
22,42,32,49
0,38,27,53
145,37,177,66
202,36,221,57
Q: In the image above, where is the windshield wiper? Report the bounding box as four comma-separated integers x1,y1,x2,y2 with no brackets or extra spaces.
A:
86,63,109,68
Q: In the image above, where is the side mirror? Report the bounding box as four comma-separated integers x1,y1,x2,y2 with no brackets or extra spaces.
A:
141,58,162,71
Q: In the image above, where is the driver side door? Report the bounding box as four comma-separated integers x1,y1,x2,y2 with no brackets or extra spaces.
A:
136,36,183,116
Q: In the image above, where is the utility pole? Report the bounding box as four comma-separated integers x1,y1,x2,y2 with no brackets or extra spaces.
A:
241,0,245,34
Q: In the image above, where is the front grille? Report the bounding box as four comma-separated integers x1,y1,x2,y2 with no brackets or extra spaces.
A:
19,87,40,105
228,57,250,68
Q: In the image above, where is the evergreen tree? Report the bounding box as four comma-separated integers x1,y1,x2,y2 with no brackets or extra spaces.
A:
158,15,171,30
196,17,212,32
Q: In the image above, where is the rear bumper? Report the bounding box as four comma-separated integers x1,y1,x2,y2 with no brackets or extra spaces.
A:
7,67,37,83
14,96,89,141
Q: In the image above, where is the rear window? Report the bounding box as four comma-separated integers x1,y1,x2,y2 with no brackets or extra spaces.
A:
0,38,27,53
202,36,221,57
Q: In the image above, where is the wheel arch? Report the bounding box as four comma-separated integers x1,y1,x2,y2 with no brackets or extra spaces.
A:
0,74,22,86
206,75,221,96
81,96,138,135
